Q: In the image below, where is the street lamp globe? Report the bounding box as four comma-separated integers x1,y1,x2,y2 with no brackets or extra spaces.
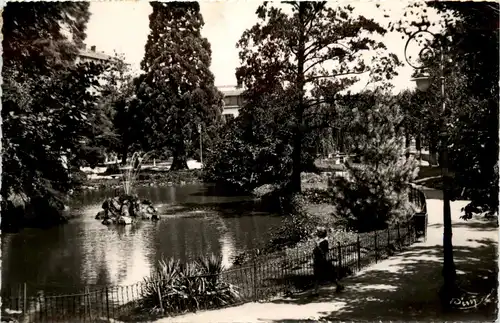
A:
411,75,432,92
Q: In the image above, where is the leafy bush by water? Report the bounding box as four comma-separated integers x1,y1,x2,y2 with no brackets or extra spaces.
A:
302,188,332,204
138,255,240,315
264,193,332,253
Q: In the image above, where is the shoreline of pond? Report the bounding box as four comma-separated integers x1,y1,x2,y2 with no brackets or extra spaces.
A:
79,169,206,192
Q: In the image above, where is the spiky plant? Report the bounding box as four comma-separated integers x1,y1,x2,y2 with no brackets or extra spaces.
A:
197,254,224,277
178,262,203,311
140,258,180,314
196,254,240,308
138,255,240,315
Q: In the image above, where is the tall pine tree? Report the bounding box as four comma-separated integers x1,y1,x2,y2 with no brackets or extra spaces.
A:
331,91,419,232
137,2,222,170
236,2,401,195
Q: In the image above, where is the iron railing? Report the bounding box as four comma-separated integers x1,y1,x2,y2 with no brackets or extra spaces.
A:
2,221,420,323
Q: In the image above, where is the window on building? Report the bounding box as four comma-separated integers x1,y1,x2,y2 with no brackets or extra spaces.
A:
224,96,238,106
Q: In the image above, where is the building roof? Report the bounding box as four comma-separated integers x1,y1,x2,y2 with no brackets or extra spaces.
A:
218,85,244,97
223,90,244,96
78,49,115,62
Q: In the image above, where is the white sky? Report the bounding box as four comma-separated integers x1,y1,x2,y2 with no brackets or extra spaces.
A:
85,1,443,93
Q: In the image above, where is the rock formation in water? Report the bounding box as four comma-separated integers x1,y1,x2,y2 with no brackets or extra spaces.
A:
96,195,159,225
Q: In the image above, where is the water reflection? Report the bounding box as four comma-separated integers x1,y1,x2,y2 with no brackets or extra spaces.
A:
2,184,281,295
220,230,236,270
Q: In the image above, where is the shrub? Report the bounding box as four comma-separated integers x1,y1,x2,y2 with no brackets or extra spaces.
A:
71,170,88,187
164,169,203,183
138,255,240,315
104,163,121,175
331,97,419,232
203,132,292,193
265,193,323,252
302,188,332,204
203,103,319,193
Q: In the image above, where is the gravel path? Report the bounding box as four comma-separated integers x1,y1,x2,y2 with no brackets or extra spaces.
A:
155,189,498,323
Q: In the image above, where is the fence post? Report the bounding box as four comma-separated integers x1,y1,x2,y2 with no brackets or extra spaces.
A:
425,214,428,242
252,252,257,301
23,283,27,314
337,242,342,272
283,249,289,295
105,286,110,320
356,236,361,271
86,286,92,322
39,293,43,322
374,231,378,263
18,284,22,311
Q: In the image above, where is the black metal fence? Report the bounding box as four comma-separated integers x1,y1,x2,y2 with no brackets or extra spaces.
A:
2,220,421,323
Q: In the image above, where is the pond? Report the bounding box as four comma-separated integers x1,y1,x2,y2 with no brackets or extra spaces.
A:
1,184,282,297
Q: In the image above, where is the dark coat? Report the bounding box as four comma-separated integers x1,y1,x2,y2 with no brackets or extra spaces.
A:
313,239,331,281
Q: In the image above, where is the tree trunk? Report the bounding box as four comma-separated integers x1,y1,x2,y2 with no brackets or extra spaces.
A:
288,2,307,195
290,131,303,192
405,133,411,159
338,129,345,154
416,134,421,151
121,144,128,166
170,154,188,171
416,133,422,164
170,142,188,171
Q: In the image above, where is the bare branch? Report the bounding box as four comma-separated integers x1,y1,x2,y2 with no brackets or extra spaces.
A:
305,70,367,83
304,56,329,74
305,41,351,59
304,43,355,73
304,98,331,108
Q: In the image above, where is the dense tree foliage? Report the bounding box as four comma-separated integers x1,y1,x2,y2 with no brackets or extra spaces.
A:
331,92,419,232
433,2,498,219
395,1,499,218
228,1,400,194
1,2,112,230
203,100,293,193
137,2,223,170
94,56,143,165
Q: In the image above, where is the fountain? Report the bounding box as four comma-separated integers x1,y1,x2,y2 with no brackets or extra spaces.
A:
95,152,159,225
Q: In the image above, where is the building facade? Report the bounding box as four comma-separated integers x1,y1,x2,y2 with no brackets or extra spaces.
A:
218,86,244,122
76,45,115,64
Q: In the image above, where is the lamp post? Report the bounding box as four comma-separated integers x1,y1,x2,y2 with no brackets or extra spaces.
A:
197,124,203,167
404,29,457,300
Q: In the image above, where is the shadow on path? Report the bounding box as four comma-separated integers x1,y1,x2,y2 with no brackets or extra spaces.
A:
268,239,498,322
430,220,499,232
153,197,498,323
